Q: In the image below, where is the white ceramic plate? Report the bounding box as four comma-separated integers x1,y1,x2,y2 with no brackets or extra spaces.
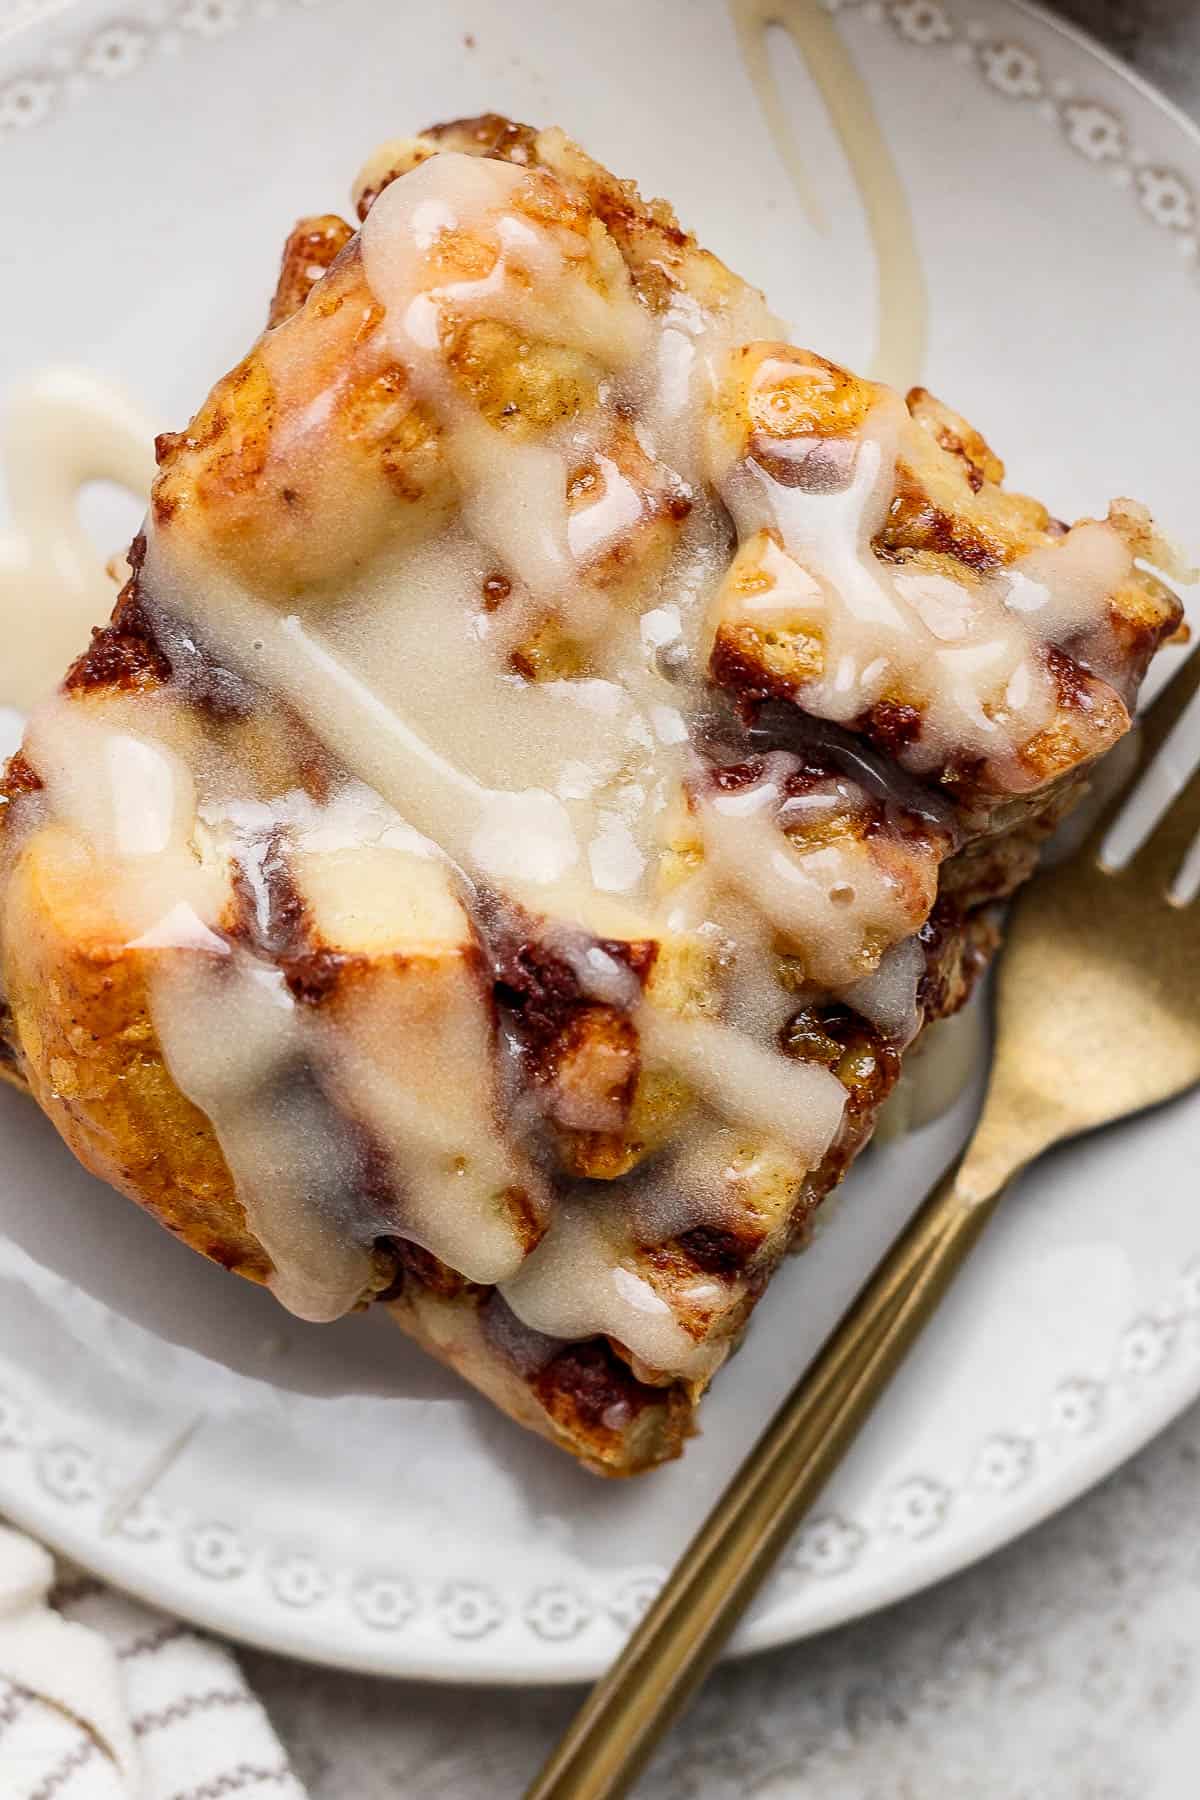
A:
0,0,1197,1684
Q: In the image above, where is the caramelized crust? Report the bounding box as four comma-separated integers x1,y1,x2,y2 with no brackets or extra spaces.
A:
0,821,270,1281
267,214,355,329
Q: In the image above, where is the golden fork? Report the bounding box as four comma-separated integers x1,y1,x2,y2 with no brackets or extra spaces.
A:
526,645,1200,1800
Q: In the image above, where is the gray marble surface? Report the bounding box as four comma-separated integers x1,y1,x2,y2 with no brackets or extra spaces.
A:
237,7,1200,1795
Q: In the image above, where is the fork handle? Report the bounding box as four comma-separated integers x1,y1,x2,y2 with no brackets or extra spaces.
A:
524,1156,1010,1800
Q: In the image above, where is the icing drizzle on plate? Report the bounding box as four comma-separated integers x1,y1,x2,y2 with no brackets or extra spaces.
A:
0,367,155,712
729,0,928,390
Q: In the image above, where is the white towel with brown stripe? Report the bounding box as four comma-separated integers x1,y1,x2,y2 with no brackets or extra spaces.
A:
0,1524,306,1800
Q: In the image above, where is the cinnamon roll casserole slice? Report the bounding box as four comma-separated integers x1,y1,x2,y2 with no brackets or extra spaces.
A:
0,116,1184,1473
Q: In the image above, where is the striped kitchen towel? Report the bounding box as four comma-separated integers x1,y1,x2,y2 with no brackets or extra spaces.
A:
0,1525,306,1799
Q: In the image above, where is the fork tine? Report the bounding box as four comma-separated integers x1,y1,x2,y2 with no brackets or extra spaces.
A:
1086,646,1200,853
1133,645,1200,769
1130,756,1200,895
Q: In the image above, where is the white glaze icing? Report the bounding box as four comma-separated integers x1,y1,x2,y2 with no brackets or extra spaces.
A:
153,950,376,1323
638,1004,846,1160
693,765,923,988
502,1195,727,1383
